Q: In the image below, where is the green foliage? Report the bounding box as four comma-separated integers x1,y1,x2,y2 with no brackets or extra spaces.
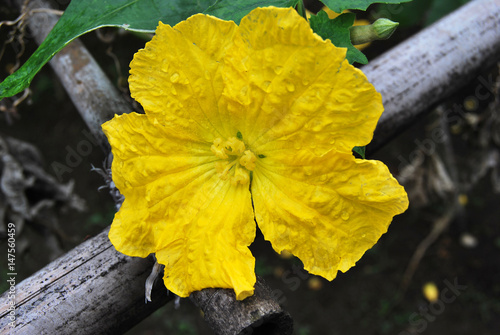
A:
353,146,366,159
309,11,368,65
205,0,299,23
320,0,413,12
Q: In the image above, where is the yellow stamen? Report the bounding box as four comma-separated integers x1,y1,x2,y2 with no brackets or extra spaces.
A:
211,137,228,159
231,165,250,185
224,137,246,156
211,136,257,185
239,150,257,171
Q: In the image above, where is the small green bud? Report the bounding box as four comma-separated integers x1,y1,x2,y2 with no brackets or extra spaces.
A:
372,18,399,40
349,18,399,45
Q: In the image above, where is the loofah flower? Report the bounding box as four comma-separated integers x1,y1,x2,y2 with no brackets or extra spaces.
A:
102,7,408,300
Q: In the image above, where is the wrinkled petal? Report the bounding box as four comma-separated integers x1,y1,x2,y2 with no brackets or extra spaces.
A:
252,149,408,280
102,112,214,256
103,113,216,191
103,113,256,299
129,15,238,142
108,187,155,257
156,178,256,300
222,7,382,155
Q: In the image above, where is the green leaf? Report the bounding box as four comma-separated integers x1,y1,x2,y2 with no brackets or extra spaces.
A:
353,146,366,159
309,11,368,65
0,0,215,100
204,0,300,23
321,0,413,12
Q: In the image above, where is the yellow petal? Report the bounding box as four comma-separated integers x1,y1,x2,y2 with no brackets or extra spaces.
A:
103,113,256,299
102,112,214,255
252,149,408,280
129,15,238,142
222,7,382,155
157,178,256,300
102,113,216,191
108,187,155,257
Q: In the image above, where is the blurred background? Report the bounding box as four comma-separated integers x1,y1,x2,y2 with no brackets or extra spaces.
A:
1,0,499,334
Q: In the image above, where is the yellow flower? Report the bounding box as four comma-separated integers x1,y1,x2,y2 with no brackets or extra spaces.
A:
102,7,408,300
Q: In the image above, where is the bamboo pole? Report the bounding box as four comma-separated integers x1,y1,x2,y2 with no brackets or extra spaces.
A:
1,0,500,334
0,227,172,335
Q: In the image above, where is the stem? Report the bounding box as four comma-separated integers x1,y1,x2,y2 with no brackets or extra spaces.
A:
296,0,307,22
349,24,377,45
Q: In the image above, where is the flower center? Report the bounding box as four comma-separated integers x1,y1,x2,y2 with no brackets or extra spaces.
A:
211,136,257,185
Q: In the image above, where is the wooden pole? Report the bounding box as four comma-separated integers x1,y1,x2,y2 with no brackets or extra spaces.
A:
0,227,172,335
191,277,293,335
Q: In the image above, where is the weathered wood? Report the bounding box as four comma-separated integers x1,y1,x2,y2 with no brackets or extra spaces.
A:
0,227,173,334
366,0,500,152
1,0,500,334
191,277,293,335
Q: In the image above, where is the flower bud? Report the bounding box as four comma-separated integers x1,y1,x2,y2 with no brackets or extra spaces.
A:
372,18,399,39
349,18,399,45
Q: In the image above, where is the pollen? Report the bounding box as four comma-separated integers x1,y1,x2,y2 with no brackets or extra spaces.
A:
212,136,257,184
